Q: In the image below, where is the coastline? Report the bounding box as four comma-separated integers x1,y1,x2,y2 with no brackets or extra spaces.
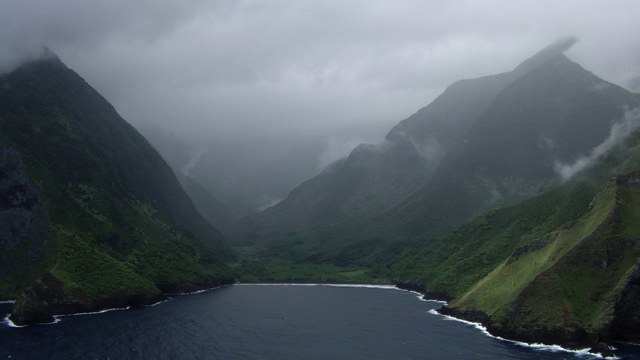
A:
437,306,618,359
6,278,236,327
430,308,615,359
391,282,620,359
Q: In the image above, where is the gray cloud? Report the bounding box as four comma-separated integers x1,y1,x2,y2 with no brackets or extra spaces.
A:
3,0,640,144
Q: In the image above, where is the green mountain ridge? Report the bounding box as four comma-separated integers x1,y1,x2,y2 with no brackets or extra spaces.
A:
0,52,235,325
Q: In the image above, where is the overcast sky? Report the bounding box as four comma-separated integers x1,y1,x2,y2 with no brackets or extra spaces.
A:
2,0,640,149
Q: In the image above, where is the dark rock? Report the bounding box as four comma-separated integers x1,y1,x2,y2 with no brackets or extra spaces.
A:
9,272,165,326
507,233,557,264
0,142,52,283
611,264,640,342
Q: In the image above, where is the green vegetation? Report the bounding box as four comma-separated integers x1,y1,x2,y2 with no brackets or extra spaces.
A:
0,54,234,324
51,226,160,300
392,136,640,350
234,245,385,283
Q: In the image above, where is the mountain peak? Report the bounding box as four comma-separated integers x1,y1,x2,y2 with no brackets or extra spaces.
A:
39,46,61,62
515,37,577,73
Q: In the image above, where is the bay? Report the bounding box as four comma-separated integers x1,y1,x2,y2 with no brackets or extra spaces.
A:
1,284,639,359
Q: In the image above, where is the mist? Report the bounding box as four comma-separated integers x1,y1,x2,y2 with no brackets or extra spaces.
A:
555,107,640,181
2,0,640,213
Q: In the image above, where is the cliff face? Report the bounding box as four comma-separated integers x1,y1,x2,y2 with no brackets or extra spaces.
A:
0,53,235,325
613,264,640,342
0,143,52,299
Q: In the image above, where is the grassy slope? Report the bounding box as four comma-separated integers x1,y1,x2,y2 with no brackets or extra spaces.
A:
392,180,595,297
450,172,640,347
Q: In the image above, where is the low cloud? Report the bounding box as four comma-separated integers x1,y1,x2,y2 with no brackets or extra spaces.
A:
254,195,283,212
317,136,369,171
395,130,446,164
554,107,640,181
180,147,207,178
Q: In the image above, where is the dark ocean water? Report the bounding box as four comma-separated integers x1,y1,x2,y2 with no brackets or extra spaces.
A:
1,284,639,359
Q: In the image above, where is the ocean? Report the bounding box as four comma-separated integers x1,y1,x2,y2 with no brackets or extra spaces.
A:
1,284,639,359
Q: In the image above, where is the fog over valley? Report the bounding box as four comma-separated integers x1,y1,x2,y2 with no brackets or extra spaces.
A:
1,1,640,212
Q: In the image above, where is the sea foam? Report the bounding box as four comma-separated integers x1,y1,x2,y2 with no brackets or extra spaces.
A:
237,283,397,289
165,283,232,296
3,313,27,328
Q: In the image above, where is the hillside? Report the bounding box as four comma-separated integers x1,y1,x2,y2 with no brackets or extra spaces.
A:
0,50,235,325
393,121,640,352
232,40,640,277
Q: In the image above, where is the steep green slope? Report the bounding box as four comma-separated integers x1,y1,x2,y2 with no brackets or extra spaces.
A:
393,127,640,351
0,52,234,325
444,172,640,351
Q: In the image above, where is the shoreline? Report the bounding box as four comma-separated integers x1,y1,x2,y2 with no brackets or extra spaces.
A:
4,281,236,327
429,308,616,359
390,283,620,359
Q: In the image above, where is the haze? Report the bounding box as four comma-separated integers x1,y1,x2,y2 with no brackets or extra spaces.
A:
2,0,639,213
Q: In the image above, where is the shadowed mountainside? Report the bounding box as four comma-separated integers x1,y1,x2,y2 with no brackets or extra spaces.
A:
0,50,234,325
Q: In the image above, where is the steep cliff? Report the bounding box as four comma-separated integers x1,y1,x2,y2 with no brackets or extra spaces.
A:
0,51,234,325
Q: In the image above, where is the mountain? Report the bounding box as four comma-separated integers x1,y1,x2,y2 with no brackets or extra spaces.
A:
234,55,521,242
0,50,234,325
232,40,640,272
393,117,640,352
387,52,639,240
117,123,240,233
